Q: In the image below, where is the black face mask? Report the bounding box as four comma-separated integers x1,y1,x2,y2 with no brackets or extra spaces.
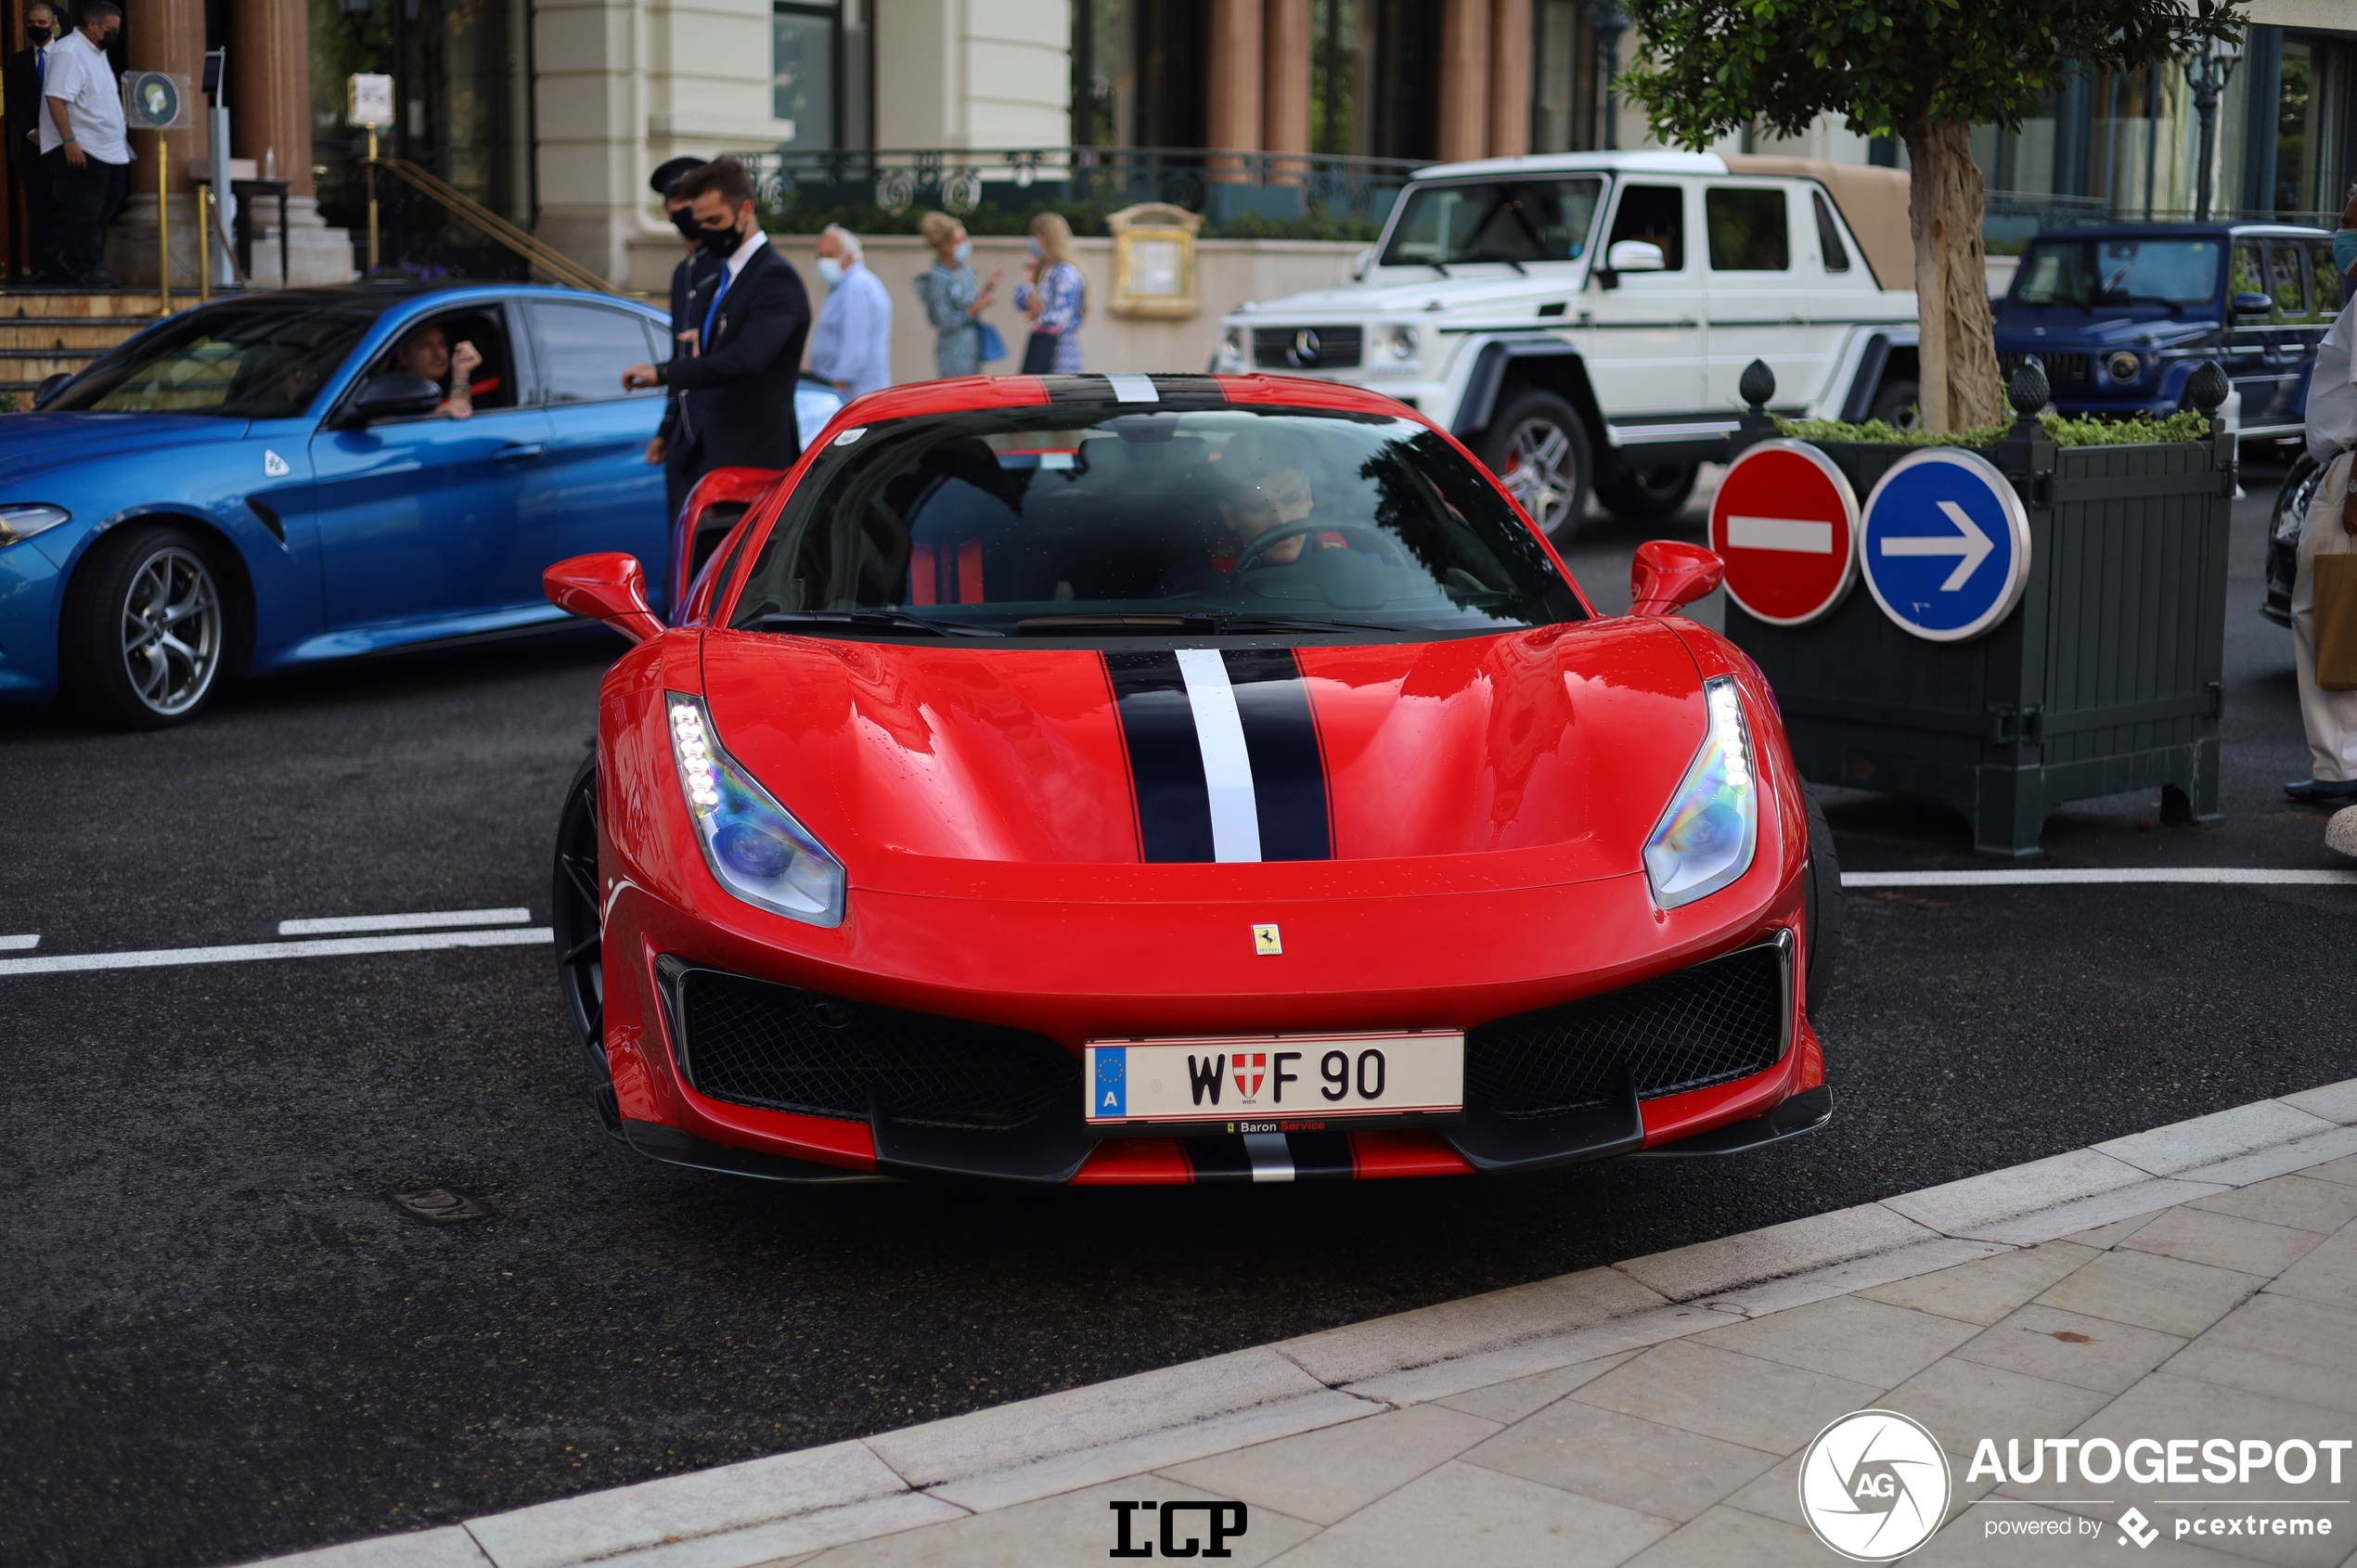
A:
696,218,741,257
669,208,701,242
26,22,50,42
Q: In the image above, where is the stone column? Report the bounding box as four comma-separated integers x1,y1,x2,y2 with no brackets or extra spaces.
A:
1488,0,1530,158
1261,0,1310,177
1437,0,1489,164
1206,0,1263,164
122,0,203,193
230,0,313,198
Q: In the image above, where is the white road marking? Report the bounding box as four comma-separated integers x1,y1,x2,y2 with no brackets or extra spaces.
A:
1844,868,2357,889
1727,515,1834,554
277,907,532,936
0,933,37,951
1879,500,1995,589
1176,648,1263,864
0,927,554,978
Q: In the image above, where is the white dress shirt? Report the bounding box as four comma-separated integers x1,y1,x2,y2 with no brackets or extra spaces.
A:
40,29,128,164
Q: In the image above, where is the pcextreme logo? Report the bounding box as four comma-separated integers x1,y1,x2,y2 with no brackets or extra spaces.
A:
1798,1409,1954,1562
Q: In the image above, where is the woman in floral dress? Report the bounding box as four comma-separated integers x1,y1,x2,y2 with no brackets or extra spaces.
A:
1015,212,1087,374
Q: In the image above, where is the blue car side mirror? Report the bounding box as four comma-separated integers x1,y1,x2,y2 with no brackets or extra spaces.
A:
341,372,444,426
2232,290,2274,316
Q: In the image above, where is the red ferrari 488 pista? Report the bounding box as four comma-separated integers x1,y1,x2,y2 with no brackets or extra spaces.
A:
545,372,1837,1186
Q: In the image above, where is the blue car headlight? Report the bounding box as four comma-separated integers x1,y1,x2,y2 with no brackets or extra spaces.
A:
0,504,71,547
1642,675,1758,908
665,692,845,927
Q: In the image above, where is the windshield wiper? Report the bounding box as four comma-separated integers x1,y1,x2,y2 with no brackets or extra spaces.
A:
1426,260,1451,276
754,610,1005,637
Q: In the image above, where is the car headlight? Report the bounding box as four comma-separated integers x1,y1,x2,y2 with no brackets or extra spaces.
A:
1214,327,1248,374
666,693,845,927
0,504,71,547
1642,675,1758,908
1387,325,1419,361
2106,350,2143,384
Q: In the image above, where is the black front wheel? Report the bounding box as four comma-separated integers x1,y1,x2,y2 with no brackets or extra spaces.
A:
1476,390,1592,543
553,750,620,1132
60,521,234,728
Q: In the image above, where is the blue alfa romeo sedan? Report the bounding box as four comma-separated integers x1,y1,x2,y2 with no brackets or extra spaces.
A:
0,283,837,727
1994,223,2338,439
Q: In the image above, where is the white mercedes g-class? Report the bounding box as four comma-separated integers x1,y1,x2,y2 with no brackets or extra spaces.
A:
1212,150,1925,538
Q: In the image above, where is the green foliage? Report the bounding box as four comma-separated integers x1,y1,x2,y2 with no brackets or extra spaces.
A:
1773,410,2212,447
764,201,1380,244
1616,0,2241,146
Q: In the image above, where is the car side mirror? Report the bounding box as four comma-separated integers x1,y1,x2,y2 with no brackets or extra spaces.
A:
32,371,71,407
2232,290,2273,316
341,371,444,426
1350,247,1376,282
1629,540,1724,616
546,552,666,644
1607,239,1667,273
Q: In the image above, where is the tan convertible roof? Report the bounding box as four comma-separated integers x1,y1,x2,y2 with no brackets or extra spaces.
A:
1721,155,1913,291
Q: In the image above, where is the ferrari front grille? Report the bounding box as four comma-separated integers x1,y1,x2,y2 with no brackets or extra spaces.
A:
1465,936,1790,1119
665,964,1079,1132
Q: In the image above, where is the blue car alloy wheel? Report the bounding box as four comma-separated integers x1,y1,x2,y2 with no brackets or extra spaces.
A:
60,521,236,728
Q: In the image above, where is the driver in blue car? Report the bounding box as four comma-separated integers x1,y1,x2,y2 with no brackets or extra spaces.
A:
393,323,485,420
1155,431,1361,597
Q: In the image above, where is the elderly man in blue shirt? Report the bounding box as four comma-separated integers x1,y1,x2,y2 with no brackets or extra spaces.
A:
809,224,894,400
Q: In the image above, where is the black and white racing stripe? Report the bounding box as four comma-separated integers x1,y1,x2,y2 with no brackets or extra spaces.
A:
1103,649,1333,863
1038,372,1230,408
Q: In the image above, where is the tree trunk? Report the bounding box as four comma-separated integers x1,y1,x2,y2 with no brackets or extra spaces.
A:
1901,117,2003,431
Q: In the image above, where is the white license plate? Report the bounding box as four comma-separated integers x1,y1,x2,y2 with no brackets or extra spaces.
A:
1083,1031,1463,1135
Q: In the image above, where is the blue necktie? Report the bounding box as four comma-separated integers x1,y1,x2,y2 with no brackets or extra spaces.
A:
701,264,733,349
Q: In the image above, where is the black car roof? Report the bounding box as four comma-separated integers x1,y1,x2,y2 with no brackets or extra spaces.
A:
2027,223,2331,242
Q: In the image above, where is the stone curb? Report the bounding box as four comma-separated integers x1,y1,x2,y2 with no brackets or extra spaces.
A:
236,1077,2357,1568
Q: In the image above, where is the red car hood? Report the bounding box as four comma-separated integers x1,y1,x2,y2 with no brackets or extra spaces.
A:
698,619,1705,889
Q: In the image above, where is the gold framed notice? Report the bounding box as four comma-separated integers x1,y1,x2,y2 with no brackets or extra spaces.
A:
1107,202,1202,318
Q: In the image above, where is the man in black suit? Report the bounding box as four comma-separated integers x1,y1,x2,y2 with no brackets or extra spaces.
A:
6,2,62,279
641,155,715,527
624,158,810,489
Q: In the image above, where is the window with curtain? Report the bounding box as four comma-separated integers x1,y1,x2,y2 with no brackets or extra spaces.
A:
773,2,837,148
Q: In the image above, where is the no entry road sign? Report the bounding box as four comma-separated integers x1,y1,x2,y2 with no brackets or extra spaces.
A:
1708,439,1861,626
1859,448,2031,642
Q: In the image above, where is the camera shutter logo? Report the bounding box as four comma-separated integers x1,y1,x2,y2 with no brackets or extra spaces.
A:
1797,1409,1952,1562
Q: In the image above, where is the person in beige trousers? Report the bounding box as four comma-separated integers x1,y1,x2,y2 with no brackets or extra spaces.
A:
2289,191,2357,805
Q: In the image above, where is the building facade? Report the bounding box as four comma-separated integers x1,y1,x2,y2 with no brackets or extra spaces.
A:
0,0,2348,291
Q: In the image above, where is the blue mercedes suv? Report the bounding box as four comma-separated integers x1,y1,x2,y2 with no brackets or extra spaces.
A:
1993,222,2339,440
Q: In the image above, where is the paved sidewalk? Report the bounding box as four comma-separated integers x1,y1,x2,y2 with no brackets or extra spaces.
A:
252,1081,2357,1568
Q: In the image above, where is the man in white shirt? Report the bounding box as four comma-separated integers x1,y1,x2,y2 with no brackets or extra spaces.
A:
807,225,893,401
41,0,130,288
2288,191,2357,803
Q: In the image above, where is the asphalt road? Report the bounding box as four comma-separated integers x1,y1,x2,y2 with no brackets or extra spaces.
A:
5,460,2352,1568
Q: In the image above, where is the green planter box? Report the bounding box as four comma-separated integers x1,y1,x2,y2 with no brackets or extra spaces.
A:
1722,418,2236,858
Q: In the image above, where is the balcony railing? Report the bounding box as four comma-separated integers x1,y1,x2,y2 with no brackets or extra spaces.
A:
723,146,1427,233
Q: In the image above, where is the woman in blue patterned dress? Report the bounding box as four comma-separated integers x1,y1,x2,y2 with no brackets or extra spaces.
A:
1015,212,1087,374
913,211,1001,379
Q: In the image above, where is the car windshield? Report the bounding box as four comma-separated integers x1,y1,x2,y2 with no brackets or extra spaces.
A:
45,298,392,418
729,405,1586,640
2010,238,2223,307
1380,178,1604,267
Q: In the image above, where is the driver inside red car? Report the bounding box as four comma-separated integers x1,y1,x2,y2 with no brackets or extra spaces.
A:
1155,430,1358,597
